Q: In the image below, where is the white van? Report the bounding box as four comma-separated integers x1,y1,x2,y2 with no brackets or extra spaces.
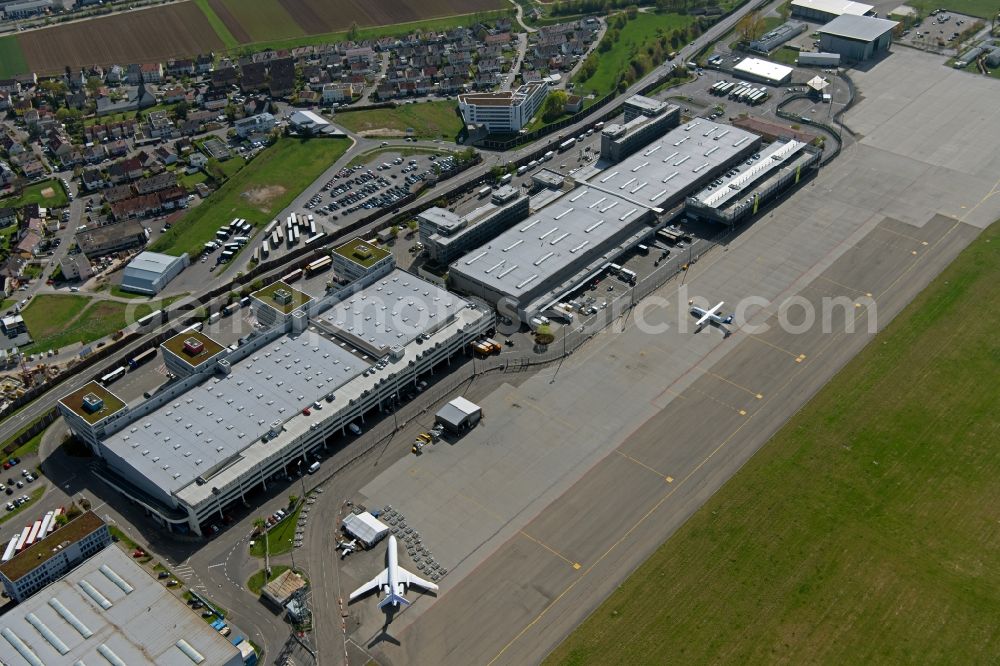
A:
348,423,362,436
308,461,321,474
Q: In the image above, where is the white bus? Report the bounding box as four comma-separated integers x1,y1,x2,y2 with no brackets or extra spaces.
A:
478,186,492,198
262,240,270,257
101,366,126,385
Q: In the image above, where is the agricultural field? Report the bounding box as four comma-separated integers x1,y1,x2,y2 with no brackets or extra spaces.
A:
547,221,1000,664
573,12,693,99
905,0,998,18
210,0,304,43
16,2,224,76
151,137,350,258
336,102,463,139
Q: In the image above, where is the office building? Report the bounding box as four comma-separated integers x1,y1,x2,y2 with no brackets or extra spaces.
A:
0,545,243,666
418,194,529,264
458,83,548,133
732,57,794,85
818,14,899,61
234,112,276,138
0,511,111,602
600,104,681,162
622,94,670,122
330,237,395,283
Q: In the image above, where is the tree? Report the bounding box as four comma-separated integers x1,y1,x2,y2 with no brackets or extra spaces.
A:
55,513,69,527
390,225,399,238
174,100,189,120
737,11,766,44
406,219,418,231
540,90,568,122
288,494,299,508
347,21,360,41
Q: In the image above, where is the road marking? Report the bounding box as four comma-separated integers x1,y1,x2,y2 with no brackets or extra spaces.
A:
746,334,800,359
874,224,926,244
615,450,671,482
487,214,970,666
206,563,225,569
519,531,579,569
703,371,762,400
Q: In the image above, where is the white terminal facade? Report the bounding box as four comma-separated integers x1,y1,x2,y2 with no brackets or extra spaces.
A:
58,264,493,536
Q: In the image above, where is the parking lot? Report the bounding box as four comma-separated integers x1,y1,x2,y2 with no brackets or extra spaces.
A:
896,10,981,51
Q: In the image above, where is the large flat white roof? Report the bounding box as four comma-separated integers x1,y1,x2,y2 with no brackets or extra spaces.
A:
318,270,470,354
103,332,369,497
734,57,795,83
0,546,241,666
819,14,900,41
791,0,873,16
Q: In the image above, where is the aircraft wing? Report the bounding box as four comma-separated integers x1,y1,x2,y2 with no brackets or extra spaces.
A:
397,565,439,592
349,569,389,601
696,301,724,327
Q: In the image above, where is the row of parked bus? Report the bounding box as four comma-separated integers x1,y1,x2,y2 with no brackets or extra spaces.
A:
710,81,769,105
2,508,63,561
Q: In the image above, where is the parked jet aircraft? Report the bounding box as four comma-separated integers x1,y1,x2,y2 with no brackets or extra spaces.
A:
349,535,438,609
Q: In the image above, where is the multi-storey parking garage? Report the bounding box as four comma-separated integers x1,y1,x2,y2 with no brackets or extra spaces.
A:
58,269,493,535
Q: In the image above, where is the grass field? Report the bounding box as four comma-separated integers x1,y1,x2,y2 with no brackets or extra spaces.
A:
547,221,1000,664
573,12,693,98
247,565,291,595
192,0,240,49
151,137,349,258
0,35,28,79
769,45,801,65
0,179,68,209
250,504,302,557
21,294,181,354
337,102,463,139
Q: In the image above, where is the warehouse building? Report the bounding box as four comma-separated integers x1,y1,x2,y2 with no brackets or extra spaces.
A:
450,119,760,319
733,57,794,85
818,14,899,61
0,511,111,602
790,0,873,22
0,545,244,666
797,51,842,66
435,396,482,433
76,220,146,259
600,102,680,162
686,138,822,225
749,20,808,52
418,193,530,264
58,270,492,535
119,251,189,295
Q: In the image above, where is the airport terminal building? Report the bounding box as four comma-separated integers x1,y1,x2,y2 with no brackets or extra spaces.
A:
58,269,493,535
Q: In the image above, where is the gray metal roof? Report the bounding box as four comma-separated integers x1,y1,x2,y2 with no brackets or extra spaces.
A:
102,333,369,496
121,252,185,287
449,185,649,300
583,119,760,207
691,139,808,208
319,270,470,352
818,14,899,41
0,545,241,666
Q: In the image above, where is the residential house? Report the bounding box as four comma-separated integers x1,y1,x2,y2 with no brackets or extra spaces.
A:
80,168,105,191
76,220,147,258
134,172,176,195
59,252,93,281
21,160,45,180
106,158,143,184
269,57,295,98
195,54,214,74
161,86,187,103
83,144,106,164
145,111,174,138
166,59,195,77
240,61,268,93
0,208,15,227
153,146,177,165
211,66,238,88
0,161,14,186
110,187,187,220
103,184,134,203
322,82,353,104
199,87,228,111
0,79,20,94
106,139,129,158
15,229,42,257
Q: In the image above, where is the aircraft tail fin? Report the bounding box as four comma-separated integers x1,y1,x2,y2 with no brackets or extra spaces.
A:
378,592,410,609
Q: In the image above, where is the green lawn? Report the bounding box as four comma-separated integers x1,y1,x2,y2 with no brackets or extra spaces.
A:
151,137,349,257
0,36,28,78
247,564,291,595
573,12,693,99
547,220,1000,664
192,0,240,49
769,45,801,65
250,503,302,558
21,294,182,354
0,179,68,209
337,101,463,140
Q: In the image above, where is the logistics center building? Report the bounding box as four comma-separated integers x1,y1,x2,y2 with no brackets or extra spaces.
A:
449,119,761,318
58,270,493,535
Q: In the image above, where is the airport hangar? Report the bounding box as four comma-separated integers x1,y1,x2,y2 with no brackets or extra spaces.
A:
448,112,769,320
58,266,493,536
